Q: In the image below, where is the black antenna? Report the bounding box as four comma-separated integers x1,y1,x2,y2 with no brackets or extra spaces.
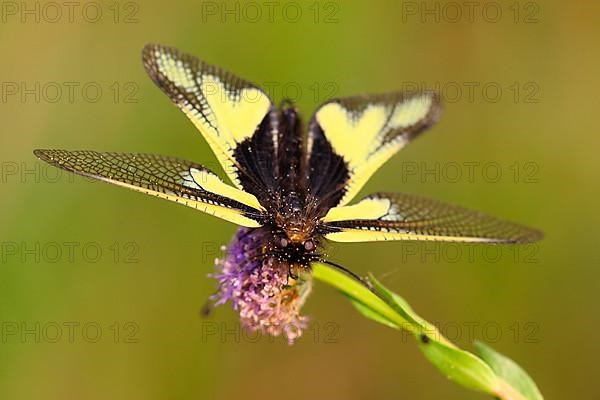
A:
321,260,375,293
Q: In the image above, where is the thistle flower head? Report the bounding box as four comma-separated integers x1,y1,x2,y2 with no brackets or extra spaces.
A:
212,227,312,344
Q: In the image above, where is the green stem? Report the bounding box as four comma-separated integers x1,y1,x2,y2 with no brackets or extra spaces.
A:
310,262,543,400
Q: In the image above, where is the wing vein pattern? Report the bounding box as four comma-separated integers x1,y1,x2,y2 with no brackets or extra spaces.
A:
142,44,279,204
33,149,265,227
321,192,542,243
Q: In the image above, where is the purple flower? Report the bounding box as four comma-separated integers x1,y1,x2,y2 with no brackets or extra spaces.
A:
212,227,312,344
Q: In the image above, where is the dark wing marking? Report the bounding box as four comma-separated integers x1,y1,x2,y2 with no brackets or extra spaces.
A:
33,149,266,227
306,91,441,209
142,44,279,204
320,192,542,243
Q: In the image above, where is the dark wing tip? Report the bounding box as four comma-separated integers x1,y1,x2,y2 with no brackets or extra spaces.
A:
512,226,544,244
141,44,200,100
142,42,161,52
33,148,55,163
142,43,172,60
473,220,543,245
141,43,163,79
426,90,443,125
142,43,168,58
141,43,184,83
33,149,78,172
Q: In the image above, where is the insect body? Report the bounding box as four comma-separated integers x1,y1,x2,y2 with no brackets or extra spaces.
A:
34,45,542,341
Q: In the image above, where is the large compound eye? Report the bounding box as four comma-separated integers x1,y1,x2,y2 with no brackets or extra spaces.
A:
303,239,315,251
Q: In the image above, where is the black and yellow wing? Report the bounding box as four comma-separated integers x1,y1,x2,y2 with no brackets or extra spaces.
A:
142,44,279,204
33,150,266,227
319,192,542,243
306,92,441,209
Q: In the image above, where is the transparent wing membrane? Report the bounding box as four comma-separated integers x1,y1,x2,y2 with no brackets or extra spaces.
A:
33,149,266,227
321,192,542,243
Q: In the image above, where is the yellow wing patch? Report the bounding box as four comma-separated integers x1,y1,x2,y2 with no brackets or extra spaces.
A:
96,175,262,228
316,103,390,168
322,196,392,222
143,44,273,190
186,168,263,211
311,92,440,206
200,75,271,144
320,192,542,244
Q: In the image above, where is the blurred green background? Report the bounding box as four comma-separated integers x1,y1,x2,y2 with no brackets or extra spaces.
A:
0,0,597,398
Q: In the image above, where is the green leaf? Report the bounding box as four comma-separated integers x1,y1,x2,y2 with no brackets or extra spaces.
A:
349,298,400,329
368,273,425,328
475,341,544,400
311,262,409,329
367,273,452,347
418,337,500,394
311,262,543,400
